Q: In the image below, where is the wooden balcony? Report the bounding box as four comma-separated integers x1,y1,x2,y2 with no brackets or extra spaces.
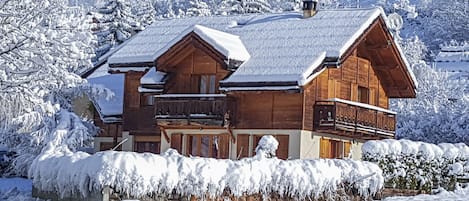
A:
313,98,396,139
154,94,228,125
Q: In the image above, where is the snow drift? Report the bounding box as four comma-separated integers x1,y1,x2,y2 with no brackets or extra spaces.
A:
30,137,383,200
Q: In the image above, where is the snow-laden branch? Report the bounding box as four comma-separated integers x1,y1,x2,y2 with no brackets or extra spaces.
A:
0,0,97,176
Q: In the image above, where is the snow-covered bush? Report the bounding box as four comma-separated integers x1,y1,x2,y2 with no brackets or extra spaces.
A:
30,137,384,200
363,139,469,192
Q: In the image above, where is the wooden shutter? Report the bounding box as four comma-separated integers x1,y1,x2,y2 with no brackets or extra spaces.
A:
170,133,183,154
236,134,250,159
351,83,358,102
344,141,352,158
190,75,200,93
320,138,330,158
328,79,335,98
275,135,289,160
218,134,230,159
369,88,377,106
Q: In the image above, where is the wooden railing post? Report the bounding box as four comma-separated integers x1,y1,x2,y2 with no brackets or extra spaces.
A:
375,110,378,135
333,102,337,130
354,104,358,132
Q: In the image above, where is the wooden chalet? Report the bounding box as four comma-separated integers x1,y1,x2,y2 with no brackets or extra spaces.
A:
88,2,416,160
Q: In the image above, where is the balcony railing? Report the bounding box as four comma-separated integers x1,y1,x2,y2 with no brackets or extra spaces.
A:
154,94,227,120
313,98,396,138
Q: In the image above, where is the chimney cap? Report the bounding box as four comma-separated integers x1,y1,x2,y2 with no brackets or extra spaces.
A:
302,0,318,18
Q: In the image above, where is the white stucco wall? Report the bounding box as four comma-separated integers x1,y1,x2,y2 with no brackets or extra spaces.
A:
121,131,133,151
299,130,320,159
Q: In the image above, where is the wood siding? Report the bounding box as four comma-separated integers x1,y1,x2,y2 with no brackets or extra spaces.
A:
325,55,389,108
231,92,303,129
303,55,390,131
122,71,160,135
93,111,122,138
163,50,229,94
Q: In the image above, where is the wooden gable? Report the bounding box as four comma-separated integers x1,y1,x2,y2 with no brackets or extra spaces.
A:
339,16,416,98
154,32,231,94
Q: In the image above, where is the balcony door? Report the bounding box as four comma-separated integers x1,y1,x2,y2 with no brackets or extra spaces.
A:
191,74,216,94
319,138,351,159
185,134,230,159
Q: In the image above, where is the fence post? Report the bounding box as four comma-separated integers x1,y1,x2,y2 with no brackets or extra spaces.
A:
102,186,111,201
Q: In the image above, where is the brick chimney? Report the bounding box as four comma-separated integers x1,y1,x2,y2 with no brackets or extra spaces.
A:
303,0,318,18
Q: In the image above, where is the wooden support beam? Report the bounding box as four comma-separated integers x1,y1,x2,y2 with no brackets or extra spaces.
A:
374,64,399,70
365,43,390,50
160,126,170,143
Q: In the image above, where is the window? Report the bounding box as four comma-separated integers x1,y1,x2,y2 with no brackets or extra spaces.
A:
320,138,351,159
185,134,230,159
134,141,160,154
199,75,216,94
358,86,369,104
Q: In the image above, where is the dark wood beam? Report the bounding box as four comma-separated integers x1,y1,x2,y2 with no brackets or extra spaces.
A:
374,64,399,70
365,43,390,50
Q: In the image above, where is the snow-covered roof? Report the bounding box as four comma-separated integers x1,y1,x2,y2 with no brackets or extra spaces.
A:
140,68,167,85
87,74,124,121
108,7,389,85
435,51,469,63
434,44,468,72
192,25,250,62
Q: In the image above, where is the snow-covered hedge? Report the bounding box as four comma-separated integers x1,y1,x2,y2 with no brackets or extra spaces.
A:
362,139,469,192
30,145,383,200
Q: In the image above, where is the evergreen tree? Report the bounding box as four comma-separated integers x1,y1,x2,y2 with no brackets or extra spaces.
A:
94,0,142,59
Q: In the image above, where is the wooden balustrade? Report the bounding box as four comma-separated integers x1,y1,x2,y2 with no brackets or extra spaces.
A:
314,99,396,138
154,94,227,120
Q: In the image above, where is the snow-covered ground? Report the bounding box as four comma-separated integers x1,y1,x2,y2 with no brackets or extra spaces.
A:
384,187,469,201
0,177,39,201
2,177,469,201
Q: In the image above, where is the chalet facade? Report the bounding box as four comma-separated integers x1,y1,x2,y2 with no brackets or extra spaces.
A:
88,4,416,160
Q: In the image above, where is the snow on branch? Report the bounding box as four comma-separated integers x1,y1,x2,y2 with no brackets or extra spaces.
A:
363,139,469,192
30,148,383,200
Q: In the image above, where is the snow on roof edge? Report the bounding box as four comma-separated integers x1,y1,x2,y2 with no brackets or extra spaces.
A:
298,52,327,86
140,68,167,85
220,86,300,92
337,7,418,90
393,38,419,89
336,7,382,58
193,25,250,62
378,7,418,89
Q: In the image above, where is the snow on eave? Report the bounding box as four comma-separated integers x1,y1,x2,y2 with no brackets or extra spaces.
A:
298,52,327,86
192,25,250,62
89,99,123,124
150,25,251,62
333,7,384,58
377,9,418,90
140,68,167,85
393,38,418,89
138,87,163,93
129,25,250,66
108,66,150,73
219,85,300,92
93,38,134,69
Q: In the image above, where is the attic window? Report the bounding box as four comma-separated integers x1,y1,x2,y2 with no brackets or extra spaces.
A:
358,86,369,104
